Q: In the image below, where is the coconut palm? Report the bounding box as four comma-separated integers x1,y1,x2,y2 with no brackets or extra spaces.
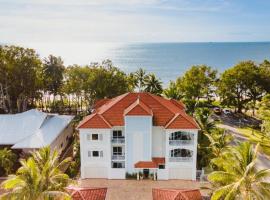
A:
0,148,17,175
163,81,182,100
195,107,215,134
144,73,163,95
135,68,147,91
208,142,270,200
0,147,71,200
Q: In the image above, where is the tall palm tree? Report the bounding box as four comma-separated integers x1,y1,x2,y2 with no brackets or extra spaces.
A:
144,73,163,95
163,81,182,100
135,68,147,91
208,142,270,200
1,147,71,200
195,107,216,134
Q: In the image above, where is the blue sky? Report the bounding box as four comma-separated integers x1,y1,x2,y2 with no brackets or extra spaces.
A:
1,0,270,63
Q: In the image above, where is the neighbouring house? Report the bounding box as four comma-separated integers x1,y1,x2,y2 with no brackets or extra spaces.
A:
77,92,199,180
0,109,74,154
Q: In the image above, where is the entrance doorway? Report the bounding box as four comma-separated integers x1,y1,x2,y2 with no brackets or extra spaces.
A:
143,169,149,178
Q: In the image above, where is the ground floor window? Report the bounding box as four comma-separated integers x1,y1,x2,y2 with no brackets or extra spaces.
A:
170,149,193,157
158,164,165,169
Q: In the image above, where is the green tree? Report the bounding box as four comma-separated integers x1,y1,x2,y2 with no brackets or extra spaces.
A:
144,73,163,95
258,94,270,136
258,60,270,93
134,68,147,91
163,81,182,100
217,61,264,113
0,147,71,200
0,45,43,113
209,142,270,200
42,55,65,101
195,108,215,134
0,148,17,175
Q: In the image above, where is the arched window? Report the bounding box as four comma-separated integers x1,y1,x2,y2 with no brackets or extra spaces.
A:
169,131,193,140
170,148,193,158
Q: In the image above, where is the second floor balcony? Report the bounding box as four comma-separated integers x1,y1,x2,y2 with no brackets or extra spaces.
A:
112,154,125,160
169,139,193,146
111,137,125,144
169,157,193,162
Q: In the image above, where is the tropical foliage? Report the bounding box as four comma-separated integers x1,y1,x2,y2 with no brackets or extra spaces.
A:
209,142,270,200
0,147,71,200
0,148,17,176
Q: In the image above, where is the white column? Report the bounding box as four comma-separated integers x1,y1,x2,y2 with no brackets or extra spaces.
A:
137,169,139,180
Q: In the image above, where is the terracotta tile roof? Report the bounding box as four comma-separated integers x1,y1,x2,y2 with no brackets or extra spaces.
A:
78,92,199,129
152,188,202,200
93,99,110,109
152,157,165,165
134,161,158,168
135,157,165,168
66,186,107,200
124,98,153,116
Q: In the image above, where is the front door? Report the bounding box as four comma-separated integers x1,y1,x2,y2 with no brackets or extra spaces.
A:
143,169,149,178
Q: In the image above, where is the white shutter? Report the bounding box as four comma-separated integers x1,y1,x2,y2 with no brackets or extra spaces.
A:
87,134,91,141
99,134,103,141
88,151,92,157
100,151,103,157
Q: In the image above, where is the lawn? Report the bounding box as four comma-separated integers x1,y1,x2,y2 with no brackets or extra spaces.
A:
237,127,270,156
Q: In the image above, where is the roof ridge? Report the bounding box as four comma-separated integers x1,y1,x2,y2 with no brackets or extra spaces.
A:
99,93,130,114
147,93,176,115
124,98,153,116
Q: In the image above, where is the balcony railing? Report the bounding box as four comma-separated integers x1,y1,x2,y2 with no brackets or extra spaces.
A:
169,157,192,162
111,161,125,168
169,140,193,145
111,137,125,144
112,154,125,160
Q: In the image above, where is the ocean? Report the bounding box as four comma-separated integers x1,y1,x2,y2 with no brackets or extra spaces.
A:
88,42,270,86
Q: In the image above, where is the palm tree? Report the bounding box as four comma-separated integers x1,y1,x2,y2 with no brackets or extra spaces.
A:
144,73,163,95
1,147,71,200
163,81,182,100
195,107,215,134
135,68,147,91
208,142,270,200
0,148,17,175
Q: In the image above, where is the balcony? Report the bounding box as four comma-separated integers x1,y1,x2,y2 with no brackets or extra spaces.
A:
169,140,193,146
111,137,125,144
112,154,125,160
169,157,192,162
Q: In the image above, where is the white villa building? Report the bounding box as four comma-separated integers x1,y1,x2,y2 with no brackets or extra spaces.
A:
78,92,200,180
0,109,74,154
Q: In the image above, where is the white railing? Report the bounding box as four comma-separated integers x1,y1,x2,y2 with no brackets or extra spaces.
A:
169,157,192,162
111,161,125,168
111,137,125,144
169,140,193,145
112,154,125,160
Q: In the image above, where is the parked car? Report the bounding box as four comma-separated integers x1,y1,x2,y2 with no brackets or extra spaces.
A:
223,109,231,115
213,107,222,115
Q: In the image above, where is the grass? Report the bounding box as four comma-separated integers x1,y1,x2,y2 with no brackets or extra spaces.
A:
237,127,270,156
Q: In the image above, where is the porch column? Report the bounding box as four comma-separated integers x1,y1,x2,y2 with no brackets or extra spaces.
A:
137,169,139,180
154,169,157,181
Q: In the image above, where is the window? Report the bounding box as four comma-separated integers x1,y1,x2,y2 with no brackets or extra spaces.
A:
92,151,99,157
92,134,99,140
169,131,192,140
113,130,123,138
158,164,165,169
88,151,103,158
113,147,123,155
170,149,193,157
112,162,124,168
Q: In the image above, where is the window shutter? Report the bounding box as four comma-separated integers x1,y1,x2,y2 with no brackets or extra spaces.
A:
88,151,91,157
100,151,103,157
99,134,103,141
87,134,91,140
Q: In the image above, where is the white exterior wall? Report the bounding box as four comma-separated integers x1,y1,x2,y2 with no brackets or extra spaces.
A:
125,116,152,173
165,129,198,181
152,126,166,157
79,128,111,179
50,124,73,153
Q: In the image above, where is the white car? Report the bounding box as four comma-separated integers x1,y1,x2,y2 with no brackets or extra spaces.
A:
223,109,231,115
